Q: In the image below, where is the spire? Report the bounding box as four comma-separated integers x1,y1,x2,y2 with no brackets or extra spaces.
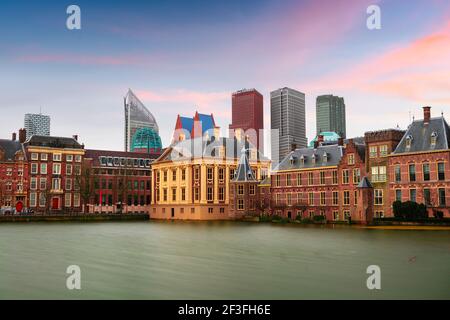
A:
232,147,256,182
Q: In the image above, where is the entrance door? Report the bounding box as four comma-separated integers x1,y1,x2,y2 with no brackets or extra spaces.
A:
171,208,175,218
287,211,292,219
52,197,59,210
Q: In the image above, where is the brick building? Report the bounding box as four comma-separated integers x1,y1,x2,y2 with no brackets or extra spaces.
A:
83,149,159,213
389,107,449,217
0,130,28,211
23,135,85,213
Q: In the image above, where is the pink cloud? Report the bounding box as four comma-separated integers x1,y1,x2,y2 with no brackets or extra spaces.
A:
307,19,450,104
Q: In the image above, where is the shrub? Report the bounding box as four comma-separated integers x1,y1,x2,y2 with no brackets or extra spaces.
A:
301,218,313,224
392,200,428,219
295,214,302,221
313,215,325,222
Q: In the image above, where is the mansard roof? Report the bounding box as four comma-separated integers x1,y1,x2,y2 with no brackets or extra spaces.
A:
24,135,83,149
274,144,344,171
393,117,450,154
0,139,23,161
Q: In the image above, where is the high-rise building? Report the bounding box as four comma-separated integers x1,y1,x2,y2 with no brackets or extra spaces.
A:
270,87,307,163
24,113,50,140
124,89,161,152
316,95,346,138
229,89,264,152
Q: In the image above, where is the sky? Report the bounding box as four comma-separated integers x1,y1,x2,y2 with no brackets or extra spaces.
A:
0,0,449,154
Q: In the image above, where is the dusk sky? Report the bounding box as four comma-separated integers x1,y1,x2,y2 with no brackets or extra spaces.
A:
1,0,449,153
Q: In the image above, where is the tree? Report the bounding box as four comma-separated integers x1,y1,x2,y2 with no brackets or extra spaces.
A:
75,163,96,213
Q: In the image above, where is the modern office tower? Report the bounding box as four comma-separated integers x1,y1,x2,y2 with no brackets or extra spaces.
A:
229,89,264,152
270,87,307,163
316,95,346,139
124,89,161,152
24,113,51,140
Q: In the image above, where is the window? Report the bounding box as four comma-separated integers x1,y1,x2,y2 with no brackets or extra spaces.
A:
438,163,445,180
172,188,177,201
65,178,72,191
332,191,339,205
287,193,292,206
379,145,388,156
409,164,416,182
39,193,46,207
238,185,244,195
163,189,168,201
369,146,377,158
163,171,168,182
74,193,80,206
64,165,73,177
41,153,48,161
207,187,213,201
249,185,255,195
333,211,339,221
29,192,37,207
66,155,73,162
374,189,383,205
354,190,358,205
219,187,224,201
65,193,72,207
52,178,61,190
410,189,417,202
75,155,82,163
207,168,213,180
423,163,430,181
332,171,338,184
40,178,47,190
172,170,177,181
53,153,62,162
395,189,402,202
320,192,326,206
430,132,437,147
347,154,355,165
31,153,38,161
320,171,325,185
424,189,431,206
438,188,446,206
394,165,401,182
53,163,61,175
405,135,413,149
308,172,314,185
342,170,349,184
194,188,200,201
343,211,351,220
218,168,224,181
181,188,186,201
374,211,384,218
308,192,314,205
229,169,235,180
30,177,37,190
31,163,38,174
286,174,291,186
297,173,302,186
276,175,281,187
238,199,244,210
371,166,386,182
343,191,350,205
353,168,360,184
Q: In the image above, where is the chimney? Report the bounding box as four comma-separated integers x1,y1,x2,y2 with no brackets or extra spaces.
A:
73,135,78,141
423,106,431,124
317,134,324,145
18,128,26,143
338,137,344,146
12,132,17,141
313,141,319,149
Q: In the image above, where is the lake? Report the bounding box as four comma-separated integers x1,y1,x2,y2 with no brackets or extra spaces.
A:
0,221,449,299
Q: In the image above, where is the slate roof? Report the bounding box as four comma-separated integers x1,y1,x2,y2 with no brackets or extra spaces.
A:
259,176,271,186
197,113,215,134
85,149,161,166
179,116,194,132
232,149,257,182
393,117,450,154
357,176,373,189
159,137,269,162
274,144,344,171
24,135,83,149
0,139,23,161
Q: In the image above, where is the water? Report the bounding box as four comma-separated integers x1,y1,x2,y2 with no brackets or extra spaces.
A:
0,221,449,299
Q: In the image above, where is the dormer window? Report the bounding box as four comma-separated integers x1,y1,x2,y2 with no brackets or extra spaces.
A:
289,155,296,165
405,135,413,149
247,169,253,179
431,131,438,147
323,153,328,163
312,154,316,164
300,155,305,166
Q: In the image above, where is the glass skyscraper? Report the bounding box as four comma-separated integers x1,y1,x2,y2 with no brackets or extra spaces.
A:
124,89,161,152
270,87,307,164
24,113,51,140
316,95,346,139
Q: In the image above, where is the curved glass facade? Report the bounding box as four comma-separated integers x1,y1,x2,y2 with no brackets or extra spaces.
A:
131,127,162,153
124,89,160,151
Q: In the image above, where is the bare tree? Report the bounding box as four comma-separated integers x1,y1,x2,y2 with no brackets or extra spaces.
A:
75,163,96,213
